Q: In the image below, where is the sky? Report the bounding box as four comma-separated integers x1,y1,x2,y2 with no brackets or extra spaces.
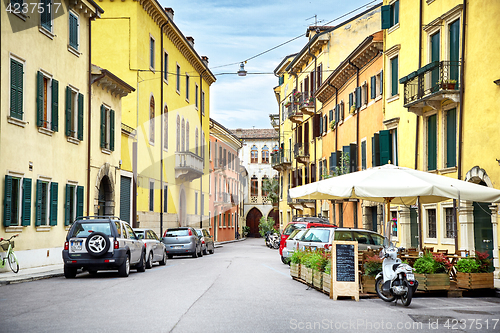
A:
159,0,380,130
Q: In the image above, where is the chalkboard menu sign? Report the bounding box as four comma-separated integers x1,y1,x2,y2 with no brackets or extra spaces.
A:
336,243,355,282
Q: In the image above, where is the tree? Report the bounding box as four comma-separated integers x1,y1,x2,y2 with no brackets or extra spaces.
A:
262,177,279,207
258,216,276,237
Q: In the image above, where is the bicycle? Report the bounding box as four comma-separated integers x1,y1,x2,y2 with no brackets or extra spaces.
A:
0,234,19,273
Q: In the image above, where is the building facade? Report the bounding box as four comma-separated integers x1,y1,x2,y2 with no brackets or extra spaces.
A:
91,2,216,237
209,119,243,242
233,129,278,237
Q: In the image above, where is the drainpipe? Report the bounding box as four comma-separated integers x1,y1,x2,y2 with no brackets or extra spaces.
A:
200,68,207,229
416,0,423,250
291,71,298,189
86,16,92,216
349,60,360,229
327,82,337,225
455,0,467,253
307,46,317,215
160,21,167,236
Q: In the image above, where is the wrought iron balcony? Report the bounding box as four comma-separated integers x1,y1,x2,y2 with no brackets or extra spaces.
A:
175,151,204,182
297,91,314,115
401,61,460,115
271,150,292,172
287,106,303,124
269,114,280,131
294,143,309,164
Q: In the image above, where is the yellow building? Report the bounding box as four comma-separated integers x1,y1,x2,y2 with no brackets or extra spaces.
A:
1,1,131,269
272,5,382,230
92,1,216,237
382,0,500,279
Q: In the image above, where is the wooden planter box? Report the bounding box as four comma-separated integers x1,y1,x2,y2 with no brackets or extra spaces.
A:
290,263,300,278
456,272,493,290
323,273,331,294
361,275,376,294
414,273,450,291
304,267,313,285
313,270,323,289
300,264,307,281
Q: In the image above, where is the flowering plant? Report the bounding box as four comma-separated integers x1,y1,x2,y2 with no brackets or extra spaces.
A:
363,254,382,276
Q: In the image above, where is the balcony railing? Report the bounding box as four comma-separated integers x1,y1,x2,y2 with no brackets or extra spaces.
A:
175,151,204,182
271,150,291,171
297,91,314,115
401,61,461,114
294,143,309,164
269,114,280,131
287,189,315,210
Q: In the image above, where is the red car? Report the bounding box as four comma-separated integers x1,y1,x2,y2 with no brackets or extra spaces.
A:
279,216,336,264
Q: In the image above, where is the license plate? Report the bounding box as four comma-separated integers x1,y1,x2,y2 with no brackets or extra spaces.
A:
173,246,183,249
71,240,82,251
406,273,415,281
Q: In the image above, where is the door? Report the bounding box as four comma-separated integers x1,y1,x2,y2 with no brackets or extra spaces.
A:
410,208,419,248
246,207,262,237
430,32,440,91
370,206,378,232
473,202,494,260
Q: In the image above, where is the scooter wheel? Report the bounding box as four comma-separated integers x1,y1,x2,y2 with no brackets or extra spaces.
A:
375,276,396,302
401,285,413,306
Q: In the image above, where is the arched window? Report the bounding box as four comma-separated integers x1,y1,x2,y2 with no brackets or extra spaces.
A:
195,128,199,155
262,145,269,164
176,115,180,152
251,175,258,197
149,96,155,144
181,118,185,151
186,121,190,152
163,105,168,150
250,145,258,163
273,145,279,153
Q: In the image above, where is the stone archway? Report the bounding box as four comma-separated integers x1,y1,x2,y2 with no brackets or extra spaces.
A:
246,207,263,238
94,163,115,216
267,208,279,230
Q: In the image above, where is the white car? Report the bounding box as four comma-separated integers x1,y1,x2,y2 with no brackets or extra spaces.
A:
134,228,167,268
282,229,309,263
297,228,385,251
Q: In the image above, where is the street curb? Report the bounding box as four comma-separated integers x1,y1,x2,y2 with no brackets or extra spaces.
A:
214,238,246,248
0,272,64,286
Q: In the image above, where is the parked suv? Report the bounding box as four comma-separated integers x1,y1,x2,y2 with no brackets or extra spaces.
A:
162,227,202,258
62,216,146,278
279,216,335,261
297,227,385,251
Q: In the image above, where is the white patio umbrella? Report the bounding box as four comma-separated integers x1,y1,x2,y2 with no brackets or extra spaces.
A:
289,164,500,238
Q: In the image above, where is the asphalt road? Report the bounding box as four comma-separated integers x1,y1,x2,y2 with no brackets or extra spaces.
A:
0,238,499,333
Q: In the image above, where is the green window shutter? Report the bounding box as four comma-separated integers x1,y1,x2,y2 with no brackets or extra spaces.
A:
22,178,32,226
110,109,115,151
380,70,383,95
431,33,440,89
361,141,367,170
371,76,376,99
446,109,457,167
3,175,13,227
76,186,84,219
394,1,399,25
381,5,391,29
349,93,353,109
391,57,399,96
10,59,23,120
342,146,350,174
35,180,42,226
51,79,59,131
355,87,361,108
319,116,323,134
65,87,71,136
100,105,105,148
41,0,52,30
37,71,44,127
69,13,78,49
449,19,460,82
65,184,71,226
372,133,380,167
427,115,437,170
349,143,357,173
379,130,391,165
77,93,84,141
50,182,58,226
392,129,398,166
329,109,333,123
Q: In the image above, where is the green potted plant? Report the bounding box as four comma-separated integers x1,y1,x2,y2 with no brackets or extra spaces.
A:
242,226,250,238
456,251,494,289
413,252,452,291
329,120,336,130
362,254,382,293
284,100,292,107
437,79,457,90
290,249,305,279
323,259,332,294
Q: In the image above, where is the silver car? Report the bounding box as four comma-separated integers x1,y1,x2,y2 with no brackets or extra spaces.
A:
134,228,167,268
298,228,385,251
162,227,202,258
195,229,215,255
282,229,309,263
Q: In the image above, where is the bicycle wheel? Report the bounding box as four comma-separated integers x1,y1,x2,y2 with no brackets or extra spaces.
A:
8,251,19,273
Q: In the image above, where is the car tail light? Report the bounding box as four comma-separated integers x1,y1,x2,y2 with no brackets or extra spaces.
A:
64,242,69,250
114,240,119,249
188,229,192,236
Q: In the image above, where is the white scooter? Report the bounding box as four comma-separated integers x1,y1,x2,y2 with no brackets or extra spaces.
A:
375,238,418,306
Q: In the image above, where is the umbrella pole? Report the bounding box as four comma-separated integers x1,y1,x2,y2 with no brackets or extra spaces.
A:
384,197,394,240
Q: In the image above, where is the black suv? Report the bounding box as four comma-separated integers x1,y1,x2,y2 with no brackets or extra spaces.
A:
62,216,146,278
